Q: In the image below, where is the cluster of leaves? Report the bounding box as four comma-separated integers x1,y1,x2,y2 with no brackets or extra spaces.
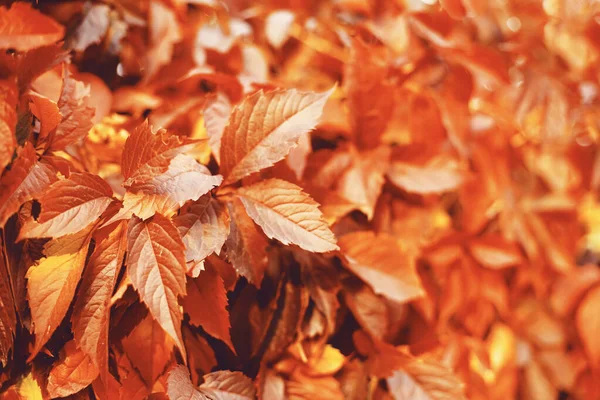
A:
1,0,600,398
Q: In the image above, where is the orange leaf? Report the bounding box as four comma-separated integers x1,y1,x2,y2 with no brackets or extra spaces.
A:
468,235,522,269
0,79,17,172
225,198,268,286
28,92,60,144
167,365,255,400
72,221,127,383
0,143,57,226
122,313,175,386
220,87,333,185
183,263,235,352
0,3,64,52
47,340,100,398
203,92,231,164
19,172,113,239
387,354,467,400
127,214,187,357
236,179,338,253
336,146,390,220
0,234,16,366
174,194,230,264
338,231,425,304
387,158,465,195
106,154,222,224
344,39,394,149
26,224,94,360
120,121,197,185
47,68,95,151
576,284,600,368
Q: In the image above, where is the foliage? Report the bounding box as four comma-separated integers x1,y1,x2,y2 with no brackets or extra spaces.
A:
0,0,600,399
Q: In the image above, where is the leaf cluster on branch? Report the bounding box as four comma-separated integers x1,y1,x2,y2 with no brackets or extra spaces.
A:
1,0,600,399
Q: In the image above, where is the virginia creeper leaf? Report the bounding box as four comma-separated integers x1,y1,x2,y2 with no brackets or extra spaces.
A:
127,214,187,357
225,198,268,286
26,224,94,360
47,340,100,398
236,179,338,253
0,79,17,172
19,172,113,239
220,87,333,185
0,143,57,226
183,263,234,352
72,221,127,383
0,3,65,52
338,231,425,304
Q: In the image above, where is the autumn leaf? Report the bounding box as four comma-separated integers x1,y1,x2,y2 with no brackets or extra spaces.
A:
19,172,113,239
120,121,198,186
225,198,268,286
47,340,100,398
576,284,600,368
146,0,182,80
387,355,467,400
28,91,60,143
336,146,390,220
174,194,230,265
0,3,65,52
67,4,111,52
71,221,127,382
0,143,57,226
0,78,17,172
127,214,187,357
220,87,334,185
203,92,231,164
344,38,394,149
338,231,425,304
16,372,44,400
106,154,222,224
387,158,465,195
167,365,256,400
183,263,235,352
236,179,338,253
46,68,96,151
468,235,522,269
122,313,175,386
0,235,16,366
26,224,94,360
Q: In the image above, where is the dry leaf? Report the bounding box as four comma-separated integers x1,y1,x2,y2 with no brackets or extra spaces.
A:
220,87,333,185
236,179,338,253
0,3,64,52
127,214,187,357
338,231,425,304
